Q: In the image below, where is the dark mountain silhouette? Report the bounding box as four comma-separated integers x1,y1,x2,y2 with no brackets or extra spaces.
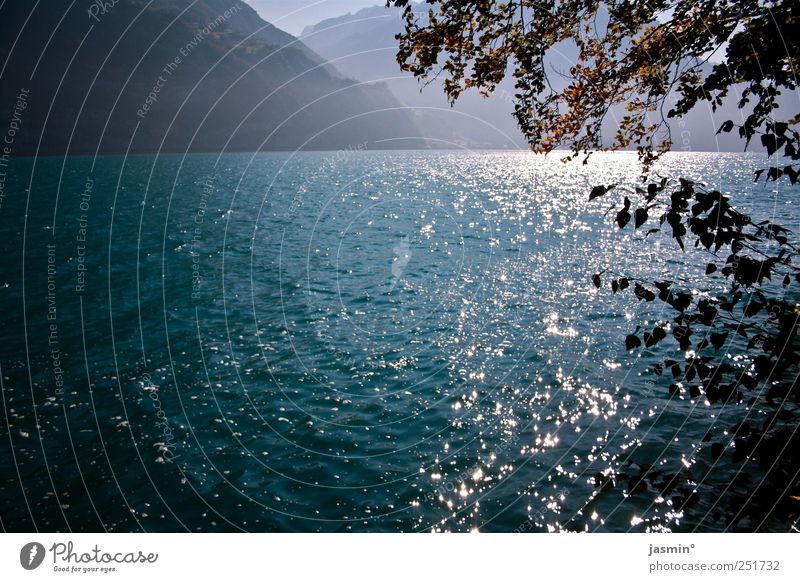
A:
0,0,423,156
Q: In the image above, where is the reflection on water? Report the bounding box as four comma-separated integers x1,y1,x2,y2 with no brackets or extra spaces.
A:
0,151,795,532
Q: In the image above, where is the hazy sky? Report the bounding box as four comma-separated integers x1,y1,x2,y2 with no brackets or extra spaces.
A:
245,0,385,35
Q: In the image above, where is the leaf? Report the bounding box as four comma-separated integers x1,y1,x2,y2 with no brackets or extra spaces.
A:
634,207,648,228
710,331,728,351
668,291,693,312
611,279,619,293
589,185,607,200
767,167,784,182
761,134,781,157
594,472,612,489
705,263,717,275
592,273,601,288
673,326,692,350
711,442,724,460
616,196,631,229
772,121,788,136
738,373,758,390
634,283,656,302
629,475,648,494
752,355,774,379
743,300,763,318
625,334,641,351
616,209,630,229
717,120,734,134
619,277,629,290
644,326,667,348
685,365,696,381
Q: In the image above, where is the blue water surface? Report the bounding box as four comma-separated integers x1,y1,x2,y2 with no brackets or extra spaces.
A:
0,150,796,532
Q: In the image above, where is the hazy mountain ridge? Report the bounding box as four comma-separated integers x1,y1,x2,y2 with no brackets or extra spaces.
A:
0,0,422,156
300,3,763,153
301,4,529,149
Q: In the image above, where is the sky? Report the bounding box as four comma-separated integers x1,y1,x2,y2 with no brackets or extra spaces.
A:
245,0,385,35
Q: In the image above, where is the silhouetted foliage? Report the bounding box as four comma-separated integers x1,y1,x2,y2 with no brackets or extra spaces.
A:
390,0,799,171
590,175,800,529
391,0,800,529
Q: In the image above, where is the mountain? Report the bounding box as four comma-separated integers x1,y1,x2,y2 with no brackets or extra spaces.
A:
300,4,761,153
0,0,423,156
301,5,529,149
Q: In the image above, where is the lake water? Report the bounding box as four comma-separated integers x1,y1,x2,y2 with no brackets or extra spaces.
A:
0,150,796,532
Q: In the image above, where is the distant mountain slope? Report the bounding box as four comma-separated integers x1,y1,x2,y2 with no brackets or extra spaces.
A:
301,5,528,149
300,3,764,153
0,0,422,155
